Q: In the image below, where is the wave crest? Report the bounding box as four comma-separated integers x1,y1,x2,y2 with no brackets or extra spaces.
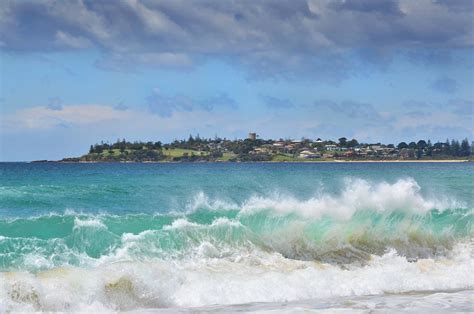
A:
240,178,457,219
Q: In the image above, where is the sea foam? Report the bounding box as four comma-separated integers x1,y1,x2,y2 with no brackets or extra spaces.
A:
1,243,472,312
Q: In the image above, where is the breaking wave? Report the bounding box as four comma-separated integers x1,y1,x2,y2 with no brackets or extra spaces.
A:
0,178,472,311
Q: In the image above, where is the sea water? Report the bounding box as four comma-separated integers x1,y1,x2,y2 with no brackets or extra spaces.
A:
0,162,472,312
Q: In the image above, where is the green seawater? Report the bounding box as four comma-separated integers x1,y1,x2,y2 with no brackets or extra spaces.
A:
0,162,472,311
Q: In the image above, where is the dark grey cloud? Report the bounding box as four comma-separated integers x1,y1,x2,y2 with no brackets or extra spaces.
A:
1,0,473,81
430,77,458,94
328,0,403,15
434,0,474,12
147,89,237,117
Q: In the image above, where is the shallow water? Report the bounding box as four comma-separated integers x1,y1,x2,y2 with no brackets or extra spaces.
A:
0,162,473,312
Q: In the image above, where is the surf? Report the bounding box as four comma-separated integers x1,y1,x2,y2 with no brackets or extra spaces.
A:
0,177,472,311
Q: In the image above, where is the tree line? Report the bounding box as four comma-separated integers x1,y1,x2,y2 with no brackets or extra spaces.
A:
84,136,472,162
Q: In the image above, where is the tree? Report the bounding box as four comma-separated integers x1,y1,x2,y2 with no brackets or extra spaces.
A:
450,140,460,156
443,139,451,154
426,140,433,156
417,140,427,149
408,142,417,149
94,144,103,154
89,145,94,154
145,141,154,150
460,138,471,156
188,135,195,146
338,137,347,147
397,142,408,149
347,139,359,148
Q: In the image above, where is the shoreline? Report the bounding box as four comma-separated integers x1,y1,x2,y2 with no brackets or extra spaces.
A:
29,159,471,164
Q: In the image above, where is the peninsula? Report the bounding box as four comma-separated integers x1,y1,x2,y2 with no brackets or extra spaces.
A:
51,134,473,163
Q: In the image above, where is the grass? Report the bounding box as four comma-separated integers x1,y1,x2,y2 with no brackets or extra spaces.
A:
218,152,237,161
271,154,297,162
164,148,209,158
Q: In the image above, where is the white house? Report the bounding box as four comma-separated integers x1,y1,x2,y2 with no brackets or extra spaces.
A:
325,144,338,151
299,150,321,159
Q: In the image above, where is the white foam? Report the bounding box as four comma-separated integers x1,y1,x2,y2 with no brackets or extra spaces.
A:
240,178,455,219
210,217,242,228
185,191,240,212
73,217,107,229
121,230,156,242
163,218,201,230
1,243,472,311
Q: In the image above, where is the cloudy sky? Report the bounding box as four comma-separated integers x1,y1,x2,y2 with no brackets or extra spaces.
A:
1,0,473,161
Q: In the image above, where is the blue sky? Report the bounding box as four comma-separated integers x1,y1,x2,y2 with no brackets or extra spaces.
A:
1,0,473,161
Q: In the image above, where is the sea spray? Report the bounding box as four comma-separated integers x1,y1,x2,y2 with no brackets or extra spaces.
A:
1,244,473,311
1,163,473,311
0,179,471,271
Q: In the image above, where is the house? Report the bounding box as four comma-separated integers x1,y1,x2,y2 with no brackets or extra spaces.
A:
343,150,355,158
400,148,415,159
253,147,268,154
325,144,338,151
315,138,323,144
299,150,321,159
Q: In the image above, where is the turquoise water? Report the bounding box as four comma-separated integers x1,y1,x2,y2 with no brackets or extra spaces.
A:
0,162,473,311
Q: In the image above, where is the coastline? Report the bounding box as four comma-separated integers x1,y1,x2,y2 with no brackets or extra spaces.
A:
32,159,471,164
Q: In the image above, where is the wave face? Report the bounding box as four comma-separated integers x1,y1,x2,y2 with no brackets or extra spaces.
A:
1,177,473,311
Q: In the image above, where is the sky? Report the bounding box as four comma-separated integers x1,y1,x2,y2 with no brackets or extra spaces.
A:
0,0,473,161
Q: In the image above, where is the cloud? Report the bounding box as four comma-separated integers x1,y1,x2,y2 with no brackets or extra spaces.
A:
328,0,404,15
199,93,238,111
2,98,472,160
312,99,381,119
114,101,128,111
434,0,474,12
2,104,131,131
261,95,294,109
146,88,237,117
55,30,91,49
1,0,472,81
47,97,63,110
95,52,194,72
430,77,458,94
0,103,243,160
447,99,473,115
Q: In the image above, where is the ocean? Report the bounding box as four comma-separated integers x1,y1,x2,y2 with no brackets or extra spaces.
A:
0,162,472,312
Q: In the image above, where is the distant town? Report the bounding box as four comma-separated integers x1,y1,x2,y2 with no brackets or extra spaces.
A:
49,133,473,163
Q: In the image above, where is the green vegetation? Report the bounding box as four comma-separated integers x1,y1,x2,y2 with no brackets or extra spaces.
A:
59,135,473,163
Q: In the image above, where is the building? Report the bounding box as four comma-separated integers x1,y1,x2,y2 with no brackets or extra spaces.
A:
248,132,257,141
325,144,338,151
400,148,415,159
299,150,321,159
